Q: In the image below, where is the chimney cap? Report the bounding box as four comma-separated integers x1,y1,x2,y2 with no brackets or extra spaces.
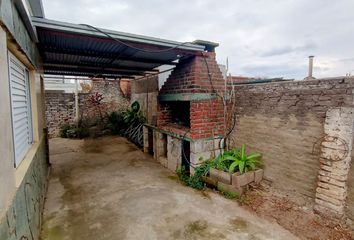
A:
309,55,315,58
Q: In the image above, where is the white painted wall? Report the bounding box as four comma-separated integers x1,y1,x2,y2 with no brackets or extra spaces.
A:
0,26,46,218
0,26,16,217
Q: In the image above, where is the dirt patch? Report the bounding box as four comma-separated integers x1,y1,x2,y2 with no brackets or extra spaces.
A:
82,138,104,153
229,217,248,231
242,184,354,240
180,220,226,240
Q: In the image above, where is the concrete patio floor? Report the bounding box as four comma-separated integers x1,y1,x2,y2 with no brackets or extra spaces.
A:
40,136,299,240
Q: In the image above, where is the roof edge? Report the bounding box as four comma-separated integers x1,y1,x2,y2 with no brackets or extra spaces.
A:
32,17,206,52
28,0,45,18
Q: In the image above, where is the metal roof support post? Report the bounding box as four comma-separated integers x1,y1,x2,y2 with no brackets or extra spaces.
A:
75,77,79,123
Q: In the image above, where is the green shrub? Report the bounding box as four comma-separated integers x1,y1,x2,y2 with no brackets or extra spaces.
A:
105,111,126,135
60,124,73,138
59,119,90,139
76,118,90,138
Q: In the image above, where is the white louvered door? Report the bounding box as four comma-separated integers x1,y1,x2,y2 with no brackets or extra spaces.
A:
8,51,33,167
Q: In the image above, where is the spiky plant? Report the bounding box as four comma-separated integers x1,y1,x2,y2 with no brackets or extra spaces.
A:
218,145,262,174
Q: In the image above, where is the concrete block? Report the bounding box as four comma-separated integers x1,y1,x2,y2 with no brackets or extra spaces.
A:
202,176,218,188
167,135,182,171
232,171,254,188
167,154,179,172
159,157,168,168
190,151,212,165
209,168,232,185
190,139,215,153
254,169,264,184
244,171,255,183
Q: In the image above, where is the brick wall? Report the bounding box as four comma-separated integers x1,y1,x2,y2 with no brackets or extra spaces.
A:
90,79,129,112
313,107,354,217
45,92,76,137
229,77,354,206
160,52,225,94
190,99,224,139
45,80,129,138
347,162,354,226
158,52,225,140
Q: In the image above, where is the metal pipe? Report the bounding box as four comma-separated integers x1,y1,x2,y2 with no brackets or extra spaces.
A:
74,77,79,122
308,56,314,78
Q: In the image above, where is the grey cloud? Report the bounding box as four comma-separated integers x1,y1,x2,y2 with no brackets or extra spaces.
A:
338,58,354,63
260,42,317,57
42,0,354,79
241,63,307,79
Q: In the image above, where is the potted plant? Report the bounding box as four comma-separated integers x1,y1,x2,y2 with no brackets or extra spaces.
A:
209,145,263,191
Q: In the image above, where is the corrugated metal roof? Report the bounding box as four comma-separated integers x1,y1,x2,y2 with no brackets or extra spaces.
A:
32,17,207,78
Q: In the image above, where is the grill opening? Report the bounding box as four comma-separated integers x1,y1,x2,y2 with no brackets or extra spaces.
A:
168,101,190,127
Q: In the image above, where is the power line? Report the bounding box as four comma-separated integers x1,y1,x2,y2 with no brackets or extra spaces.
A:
81,24,195,54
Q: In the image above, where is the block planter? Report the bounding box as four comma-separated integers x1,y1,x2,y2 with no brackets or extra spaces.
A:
232,171,254,188
254,169,264,184
208,168,264,194
232,169,264,187
209,168,232,184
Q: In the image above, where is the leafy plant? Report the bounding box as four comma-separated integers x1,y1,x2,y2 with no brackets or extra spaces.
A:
89,92,105,122
105,111,126,135
123,101,146,125
59,119,90,139
60,124,73,138
176,160,217,190
213,145,262,174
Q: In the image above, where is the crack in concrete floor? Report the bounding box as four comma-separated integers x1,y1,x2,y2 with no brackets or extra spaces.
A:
40,136,299,240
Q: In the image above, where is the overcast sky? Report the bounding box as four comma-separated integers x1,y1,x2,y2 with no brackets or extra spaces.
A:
42,0,354,79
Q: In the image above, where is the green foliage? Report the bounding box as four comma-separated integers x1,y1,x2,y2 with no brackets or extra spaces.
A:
218,186,240,199
213,145,262,174
60,124,73,138
176,160,217,190
176,166,204,190
123,101,146,125
59,119,90,139
105,111,126,135
59,101,147,140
